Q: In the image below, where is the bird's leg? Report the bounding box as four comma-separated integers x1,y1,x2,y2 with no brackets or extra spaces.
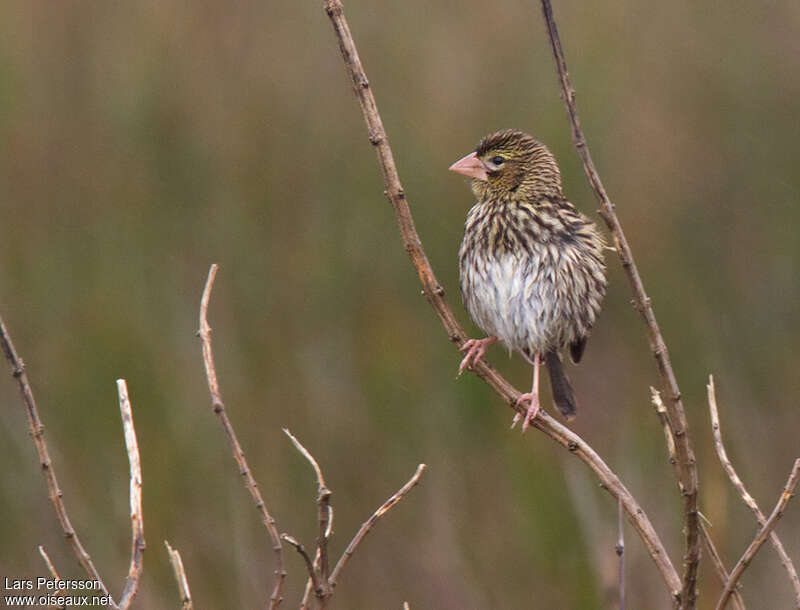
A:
511,352,541,432
458,336,497,375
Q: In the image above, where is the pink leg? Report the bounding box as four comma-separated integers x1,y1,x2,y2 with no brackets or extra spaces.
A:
511,353,541,432
458,336,497,375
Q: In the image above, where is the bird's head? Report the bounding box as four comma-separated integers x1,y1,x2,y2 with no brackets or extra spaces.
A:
449,129,562,201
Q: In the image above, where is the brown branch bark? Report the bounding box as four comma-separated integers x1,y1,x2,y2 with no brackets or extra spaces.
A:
652,388,746,610
717,459,800,610
322,0,682,601
0,315,113,602
38,546,67,609
708,376,800,607
198,264,286,609
165,541,194,610
116,379,145,609
538,2,700,607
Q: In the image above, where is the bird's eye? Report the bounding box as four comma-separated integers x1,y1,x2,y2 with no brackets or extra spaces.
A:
491,156,505,166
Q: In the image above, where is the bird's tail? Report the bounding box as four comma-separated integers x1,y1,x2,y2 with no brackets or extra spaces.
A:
545,351,577,420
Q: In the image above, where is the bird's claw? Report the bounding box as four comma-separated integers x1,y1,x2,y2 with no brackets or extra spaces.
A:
458,337,497,375
511,392,540,433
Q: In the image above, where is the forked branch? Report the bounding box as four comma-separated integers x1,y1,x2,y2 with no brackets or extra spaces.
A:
322,0,681,600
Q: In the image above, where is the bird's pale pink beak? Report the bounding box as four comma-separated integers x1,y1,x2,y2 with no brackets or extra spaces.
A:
449,151,488,181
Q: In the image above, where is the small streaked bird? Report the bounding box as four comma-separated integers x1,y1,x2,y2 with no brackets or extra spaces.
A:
450,129,607,431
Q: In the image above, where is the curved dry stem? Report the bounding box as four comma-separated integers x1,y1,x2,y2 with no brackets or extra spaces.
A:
322,0,681,601
116,379,145,609
717,460,800,610
198,264,286,609
708,376,800,605
539,2,700,606
0,315,113,602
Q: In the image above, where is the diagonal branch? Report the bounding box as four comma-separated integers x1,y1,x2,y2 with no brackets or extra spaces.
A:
0,315,113,603
708,376,800,606
717,459,800,610
538,2,700,606
322,0,682,601
165,541,194,610
116,379,145,609
198,264,286,609
328,463,426,590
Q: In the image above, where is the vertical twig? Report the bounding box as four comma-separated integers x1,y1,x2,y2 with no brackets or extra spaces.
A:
116,380,145,610
198,264,286,609
717,460,800,610
0,315,113,603
653,388,746,610
321,0,682,599
165,541,194,610
708,376,800,606
538,2,700,606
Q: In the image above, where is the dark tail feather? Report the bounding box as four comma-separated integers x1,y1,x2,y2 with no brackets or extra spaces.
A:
545,351,577,420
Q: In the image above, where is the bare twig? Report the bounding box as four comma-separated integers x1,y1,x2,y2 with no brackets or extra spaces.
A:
322,0,682,599
538,2,700,606
38,546,67,609
717,460,800,610
0,315,113,602
116,379,145,610
283,429,333,601
328,463,426,589
700,523,746,610
198,264,285,609
165,541,194,610
708,376,800,606
653,387,746,610
282,534,323,598
617,497,625,610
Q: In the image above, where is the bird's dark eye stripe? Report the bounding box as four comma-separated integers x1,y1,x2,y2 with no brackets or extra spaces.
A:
491,155,505,165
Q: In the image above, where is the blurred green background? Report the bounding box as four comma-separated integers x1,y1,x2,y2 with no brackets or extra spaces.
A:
1,1,798,608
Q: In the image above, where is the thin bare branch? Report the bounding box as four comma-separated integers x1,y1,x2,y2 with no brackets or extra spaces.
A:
282,534,323,598
165,540,194,610
708,375,800,605
283,429,333,599
0,315,113,602
653,387,745,610
538,2,700,606
700,524,746,610
116,379,145,610
198,264,285,609
717,460,800,610
322,0,681,600
38,546,66,609
328,464,426,589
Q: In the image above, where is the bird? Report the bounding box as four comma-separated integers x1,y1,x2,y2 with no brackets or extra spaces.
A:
449,129,607,431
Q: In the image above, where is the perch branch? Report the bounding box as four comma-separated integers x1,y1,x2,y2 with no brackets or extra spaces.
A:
322,0,681,600
717,459,800,610
617,497,625,610
116,380,145,610
653,387,746,610
328,463,426,589
198,264,286,609
0,315,112,602
707,375,800,605
165,541,194,610
282,534,323,598
539,2,700,606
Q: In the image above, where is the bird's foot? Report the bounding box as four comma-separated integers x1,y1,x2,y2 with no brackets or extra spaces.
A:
458,336,497,375
511,392,540,433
